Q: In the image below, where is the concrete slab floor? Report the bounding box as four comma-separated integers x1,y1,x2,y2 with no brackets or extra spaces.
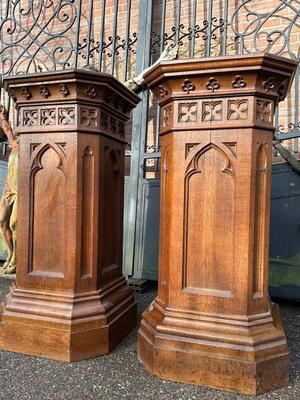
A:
0,278,299,400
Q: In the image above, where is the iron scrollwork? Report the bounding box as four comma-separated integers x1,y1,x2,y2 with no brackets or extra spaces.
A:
0,0,80,76
0,0,139,78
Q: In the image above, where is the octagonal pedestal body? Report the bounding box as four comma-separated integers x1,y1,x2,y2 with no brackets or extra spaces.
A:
138,55,297,395
0,70,139,361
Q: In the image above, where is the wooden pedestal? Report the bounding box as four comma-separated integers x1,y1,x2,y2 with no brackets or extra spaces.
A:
0,70,139,361
138,55,297,394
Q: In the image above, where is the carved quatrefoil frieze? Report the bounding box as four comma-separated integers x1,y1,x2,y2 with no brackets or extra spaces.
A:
101,111,109,130
58,108,75,125
227,99,248,120
23,110,38,127
118,121,125,136
178,103,197,123
256,100,272,123
80,108,98,128
110,117,117,134
22,107,76,127
162,104,173,127
41,108,56,125
202,101,222,121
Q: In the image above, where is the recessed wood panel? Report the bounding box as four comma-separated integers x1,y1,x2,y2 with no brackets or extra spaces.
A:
80,146,95,278
253,143,267,297
183,145,235,295
103,147,121,271
30,145,65,275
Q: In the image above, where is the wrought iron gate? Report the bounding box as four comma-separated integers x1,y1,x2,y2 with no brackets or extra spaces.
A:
1,1,300,280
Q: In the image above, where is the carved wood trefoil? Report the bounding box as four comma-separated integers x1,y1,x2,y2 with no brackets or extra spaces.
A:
232,75,246,89
158,85,168,99
181,79,195,94
40,86,50,98
85,85,97,98
22,87,32,100
263,77,275,92
60,84,70,98
206,77,220,93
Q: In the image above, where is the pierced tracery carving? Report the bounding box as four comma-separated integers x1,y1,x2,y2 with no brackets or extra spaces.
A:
256,100,272,123
80,108,98,128
41,108,56,125
178,103,197,123
202,101,222,121
228,99,248,120
23,109,38,126
58,108,75,125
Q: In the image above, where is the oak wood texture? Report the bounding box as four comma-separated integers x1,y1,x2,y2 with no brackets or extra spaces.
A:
0,70,139,361
137,54,297,395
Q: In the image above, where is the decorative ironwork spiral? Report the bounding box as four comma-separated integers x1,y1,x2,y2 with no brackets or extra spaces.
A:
230,0,300,62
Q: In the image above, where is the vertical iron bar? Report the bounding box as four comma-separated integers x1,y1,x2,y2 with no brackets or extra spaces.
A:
110,0,119,76
124,0,132,82
74,0,82,68
175,0,182,45
274,105,280,156
1,0,10,20
123,0,153,277
6,93,11,118
190,0,197,58
155,108,161,152
99,0,106,72
222,0,229,56
239,36,244,55
86,0,94,67
293,66,299,153
155,0,167,152
206,0,213,57
159,0,167,53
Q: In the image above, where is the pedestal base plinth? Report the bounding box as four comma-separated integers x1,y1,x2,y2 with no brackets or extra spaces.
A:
138,300,289,395
0,277,136,361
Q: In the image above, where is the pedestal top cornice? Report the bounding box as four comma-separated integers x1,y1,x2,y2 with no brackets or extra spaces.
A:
4,69,140,117
143,53,298,105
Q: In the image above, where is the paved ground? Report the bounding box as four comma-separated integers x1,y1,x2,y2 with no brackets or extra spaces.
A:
0,277,299,400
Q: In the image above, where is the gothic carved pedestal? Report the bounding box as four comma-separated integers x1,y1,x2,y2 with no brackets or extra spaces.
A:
0,70,139,361
138,55,297,394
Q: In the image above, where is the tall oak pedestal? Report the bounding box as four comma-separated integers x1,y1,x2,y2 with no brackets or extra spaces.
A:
138,55,297,394
0,70,139,361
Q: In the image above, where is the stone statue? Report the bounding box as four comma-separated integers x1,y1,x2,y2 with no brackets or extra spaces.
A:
124,43,179,91
0,105,18,274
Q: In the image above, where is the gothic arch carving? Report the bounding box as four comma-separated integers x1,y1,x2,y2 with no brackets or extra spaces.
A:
183,143,235,296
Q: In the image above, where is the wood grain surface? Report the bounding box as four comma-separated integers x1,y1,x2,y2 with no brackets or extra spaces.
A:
138,54,297,395
0,70,139,361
